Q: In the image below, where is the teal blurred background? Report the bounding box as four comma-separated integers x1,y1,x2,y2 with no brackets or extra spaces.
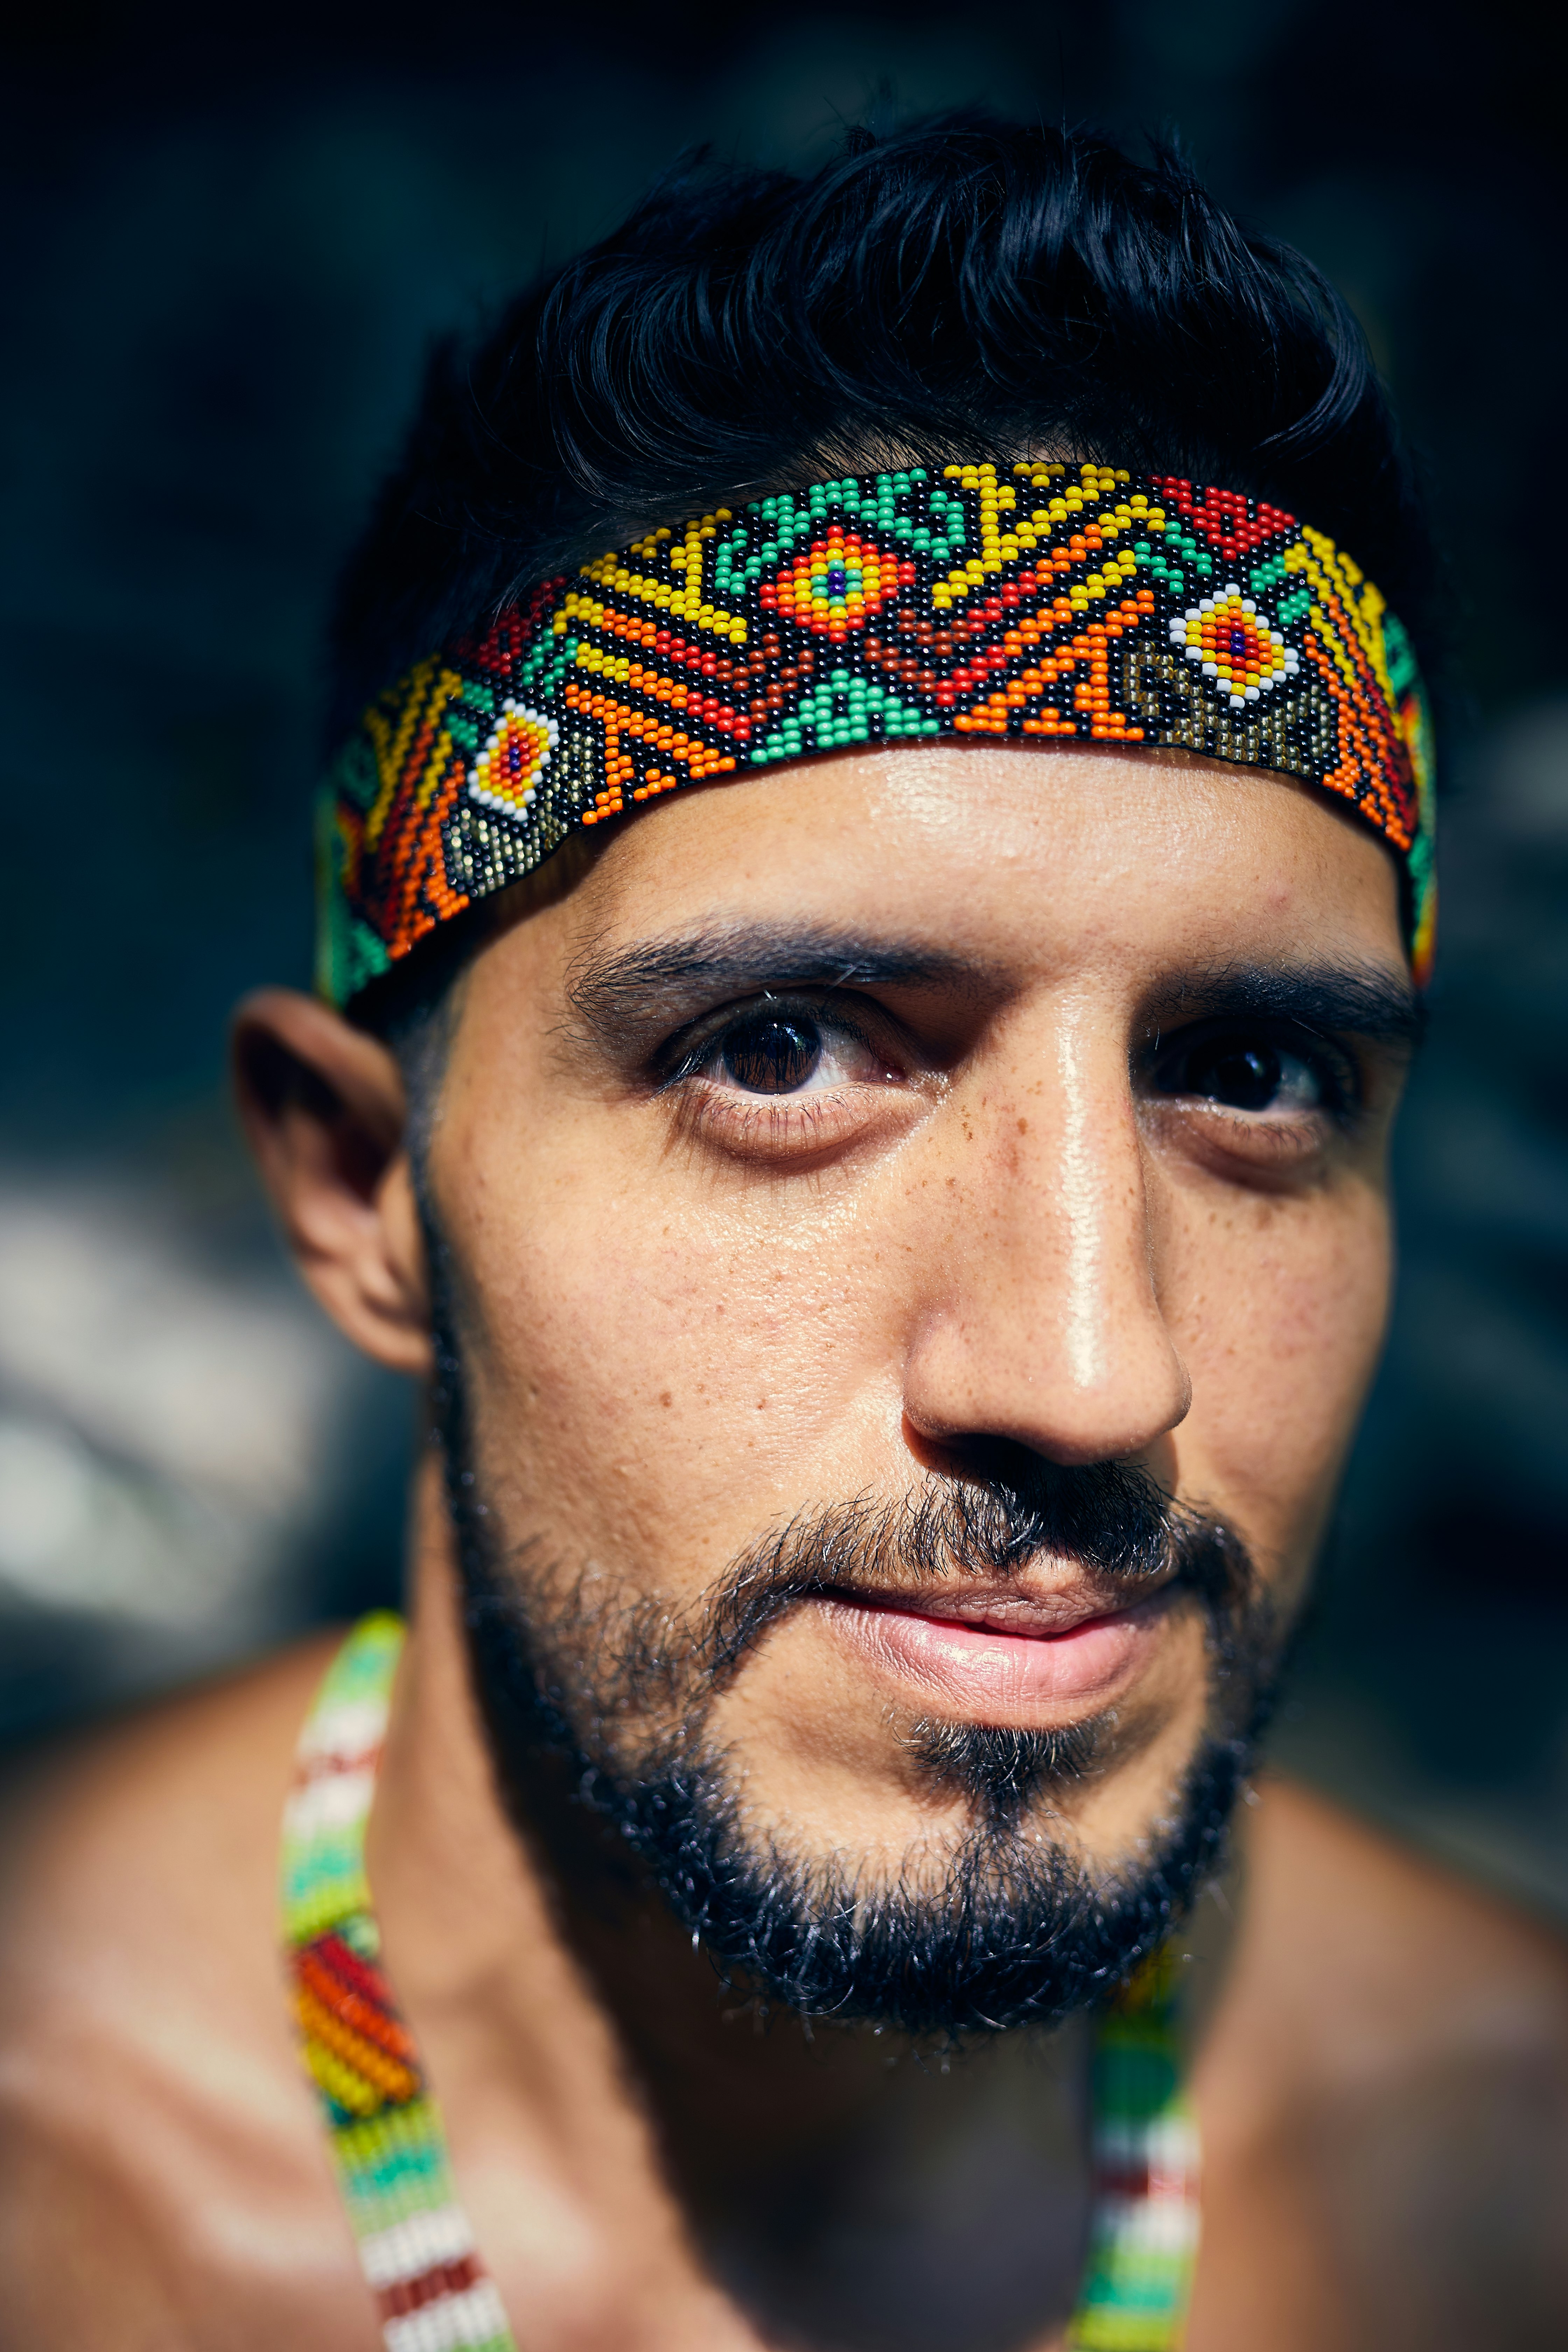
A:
2,0,1566,1914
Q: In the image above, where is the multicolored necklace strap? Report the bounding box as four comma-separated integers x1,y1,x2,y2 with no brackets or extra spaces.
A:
279,1612,516,2351
318,457,1435,1010
1067,1948,1202,2349
281,1614,1200,2351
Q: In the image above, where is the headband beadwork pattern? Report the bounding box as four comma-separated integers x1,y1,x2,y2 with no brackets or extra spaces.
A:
318,461,1436,1007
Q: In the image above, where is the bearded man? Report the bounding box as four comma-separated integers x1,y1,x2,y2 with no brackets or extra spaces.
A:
2,117,1566,2352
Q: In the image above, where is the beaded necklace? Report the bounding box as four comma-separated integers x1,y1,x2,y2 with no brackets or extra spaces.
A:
281,1614,1201,2350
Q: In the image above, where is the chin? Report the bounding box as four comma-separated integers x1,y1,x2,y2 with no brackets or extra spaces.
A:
601,1722,1252,2036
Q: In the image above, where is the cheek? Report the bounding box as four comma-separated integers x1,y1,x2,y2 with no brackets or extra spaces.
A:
1161,1180,1392,1569
438,1109,896,1578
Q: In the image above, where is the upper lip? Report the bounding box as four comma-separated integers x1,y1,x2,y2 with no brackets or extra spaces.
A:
817,1574,1175,1639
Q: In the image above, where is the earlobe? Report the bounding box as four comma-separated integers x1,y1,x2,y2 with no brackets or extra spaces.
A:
231,988,434,1377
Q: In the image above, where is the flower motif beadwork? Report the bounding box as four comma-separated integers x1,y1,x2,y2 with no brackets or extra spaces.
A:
469,701,557,817
1170,588,1298,710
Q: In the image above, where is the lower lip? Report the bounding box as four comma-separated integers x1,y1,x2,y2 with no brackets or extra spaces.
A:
821,1596,1163,1712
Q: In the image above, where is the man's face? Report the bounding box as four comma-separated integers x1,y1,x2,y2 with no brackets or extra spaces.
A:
422,743,1411,2023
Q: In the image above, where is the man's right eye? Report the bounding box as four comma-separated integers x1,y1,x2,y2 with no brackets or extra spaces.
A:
715,1009,825,1094
692,1001,890,1099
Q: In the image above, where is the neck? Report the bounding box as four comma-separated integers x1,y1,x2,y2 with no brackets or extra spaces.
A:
363,1446,1227,2348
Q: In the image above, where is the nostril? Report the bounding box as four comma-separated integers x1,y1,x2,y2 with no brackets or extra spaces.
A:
904,1426,1063,1487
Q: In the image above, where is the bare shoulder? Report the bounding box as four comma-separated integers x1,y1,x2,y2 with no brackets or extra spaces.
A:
1191,1774,1568,2351
0,1638,376,2350
1235,1773,1568,2066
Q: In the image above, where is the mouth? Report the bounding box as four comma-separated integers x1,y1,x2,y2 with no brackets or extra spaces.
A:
814,1577,1178,1717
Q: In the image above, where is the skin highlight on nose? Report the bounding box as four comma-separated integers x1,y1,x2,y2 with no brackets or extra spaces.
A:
1058,1006,1110,1395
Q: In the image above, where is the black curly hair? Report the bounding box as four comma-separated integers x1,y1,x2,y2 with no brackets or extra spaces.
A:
327,111,1440,755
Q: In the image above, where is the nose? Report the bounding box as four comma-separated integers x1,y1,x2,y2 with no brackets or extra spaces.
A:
900,999,1190,1470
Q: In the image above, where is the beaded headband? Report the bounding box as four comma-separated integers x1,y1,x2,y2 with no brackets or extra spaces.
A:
318,459,1436,1006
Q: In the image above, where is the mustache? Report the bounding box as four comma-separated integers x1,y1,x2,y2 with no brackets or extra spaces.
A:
461,1449,1258,1766
691,1450,1252,1693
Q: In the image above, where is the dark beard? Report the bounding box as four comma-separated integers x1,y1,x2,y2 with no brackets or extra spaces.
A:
428,1282,1280,2038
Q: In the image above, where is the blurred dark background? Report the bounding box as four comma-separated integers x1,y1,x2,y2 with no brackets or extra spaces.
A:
2,0,1565,1913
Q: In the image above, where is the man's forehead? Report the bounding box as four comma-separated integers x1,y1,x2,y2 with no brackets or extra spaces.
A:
546,741,1410,1007
496,743,1420,1077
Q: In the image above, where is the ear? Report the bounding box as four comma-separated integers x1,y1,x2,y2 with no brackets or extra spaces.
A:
231,988,433,1377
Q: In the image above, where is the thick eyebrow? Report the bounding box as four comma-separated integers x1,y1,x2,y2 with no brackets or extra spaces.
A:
564,924,990,1045
562,926,1424,1065
1148,959,1424,1054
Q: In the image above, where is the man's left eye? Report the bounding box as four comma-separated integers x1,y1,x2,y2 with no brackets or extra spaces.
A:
1155,1029,1334,1115
701,1006,881,1096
